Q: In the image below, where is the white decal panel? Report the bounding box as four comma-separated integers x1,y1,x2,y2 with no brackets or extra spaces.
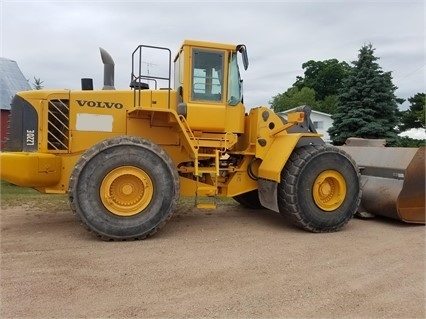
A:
76,113,113,132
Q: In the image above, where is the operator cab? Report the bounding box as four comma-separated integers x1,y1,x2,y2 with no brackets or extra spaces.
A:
174,40,248,134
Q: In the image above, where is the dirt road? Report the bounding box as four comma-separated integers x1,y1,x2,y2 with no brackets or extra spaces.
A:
1,202,425,318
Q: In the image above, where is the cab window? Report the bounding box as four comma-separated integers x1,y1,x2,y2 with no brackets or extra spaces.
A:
227,53,242,106
192,49,224,102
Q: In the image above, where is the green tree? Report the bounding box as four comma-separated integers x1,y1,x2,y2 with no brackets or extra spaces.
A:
294,59,351,101
32,77,44,90
398,93,425,131
396,136,426,147
271,59,351,114
271,86,317,112
318,95,338,114
328,44,400,145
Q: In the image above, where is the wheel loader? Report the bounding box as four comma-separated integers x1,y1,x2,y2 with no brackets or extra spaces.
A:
1,40,363,240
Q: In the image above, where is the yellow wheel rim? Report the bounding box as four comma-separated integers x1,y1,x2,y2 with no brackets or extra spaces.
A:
313,170,346,211
100,166,153,217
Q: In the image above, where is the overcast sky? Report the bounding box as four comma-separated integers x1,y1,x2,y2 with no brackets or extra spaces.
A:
1,0,424,110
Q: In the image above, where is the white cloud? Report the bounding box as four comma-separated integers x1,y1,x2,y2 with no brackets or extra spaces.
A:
1,1,424,109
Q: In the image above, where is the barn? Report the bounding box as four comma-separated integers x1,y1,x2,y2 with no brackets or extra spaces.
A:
0,57,32,150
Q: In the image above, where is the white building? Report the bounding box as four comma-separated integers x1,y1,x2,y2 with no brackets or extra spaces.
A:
280,107,333,143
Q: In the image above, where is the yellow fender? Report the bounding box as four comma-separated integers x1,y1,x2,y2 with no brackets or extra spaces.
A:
258,134,302,182
257,133,323,212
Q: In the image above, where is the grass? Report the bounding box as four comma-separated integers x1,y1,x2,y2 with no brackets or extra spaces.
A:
0,179,69,210
0,179,237,211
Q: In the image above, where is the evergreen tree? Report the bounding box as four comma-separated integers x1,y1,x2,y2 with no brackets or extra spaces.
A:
399,93,425,131
32,77,44,90
328,44,400,145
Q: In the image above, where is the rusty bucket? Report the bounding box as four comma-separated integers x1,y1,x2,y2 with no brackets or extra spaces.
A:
340,138,425,224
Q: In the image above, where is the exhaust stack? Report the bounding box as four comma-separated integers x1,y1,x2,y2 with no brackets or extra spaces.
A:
99,47,115,90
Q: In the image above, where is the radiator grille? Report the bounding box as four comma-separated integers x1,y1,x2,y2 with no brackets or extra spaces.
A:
48,99,70,151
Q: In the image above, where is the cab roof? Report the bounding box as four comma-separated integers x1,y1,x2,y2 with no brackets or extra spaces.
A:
180,40,238,51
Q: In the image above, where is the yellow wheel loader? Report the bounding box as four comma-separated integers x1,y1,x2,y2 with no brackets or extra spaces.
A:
1,40,362,240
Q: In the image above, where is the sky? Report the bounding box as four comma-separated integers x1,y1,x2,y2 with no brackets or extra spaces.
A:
0,0,424,111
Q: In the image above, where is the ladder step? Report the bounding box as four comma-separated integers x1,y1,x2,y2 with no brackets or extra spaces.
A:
197,167,218,174
197,153,217,158
194,149,219,210
197,186,216,191
197,186,216,196
196,203,217,209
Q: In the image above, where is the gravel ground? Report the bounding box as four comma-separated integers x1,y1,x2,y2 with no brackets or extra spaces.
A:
1,203,425,318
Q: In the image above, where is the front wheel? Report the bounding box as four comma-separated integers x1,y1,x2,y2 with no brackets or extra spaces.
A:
68,136,179,240
278,145,360,232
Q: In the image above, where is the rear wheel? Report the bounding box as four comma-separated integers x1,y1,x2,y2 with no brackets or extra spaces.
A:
68,136,179,240
233,190,263,209
278,145,360,232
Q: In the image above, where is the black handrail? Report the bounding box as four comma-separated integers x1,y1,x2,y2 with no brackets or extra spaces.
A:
131,45,172,109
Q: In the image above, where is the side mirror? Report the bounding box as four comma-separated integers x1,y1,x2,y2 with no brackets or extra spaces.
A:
236,44,249,70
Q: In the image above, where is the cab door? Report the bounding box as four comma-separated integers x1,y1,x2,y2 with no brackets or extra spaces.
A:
185,48,227,132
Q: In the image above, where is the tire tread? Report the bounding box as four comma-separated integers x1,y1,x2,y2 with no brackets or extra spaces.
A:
278,145,361,232
68,136,179,241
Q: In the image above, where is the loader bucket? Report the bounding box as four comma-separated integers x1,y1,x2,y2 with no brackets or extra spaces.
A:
340,140,425,224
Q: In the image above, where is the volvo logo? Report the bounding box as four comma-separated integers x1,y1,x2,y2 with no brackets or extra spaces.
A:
76,100,124,109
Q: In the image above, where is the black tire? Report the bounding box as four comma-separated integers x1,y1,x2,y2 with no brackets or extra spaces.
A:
68,136,179,240
278,145,360,232
233,190,263,209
